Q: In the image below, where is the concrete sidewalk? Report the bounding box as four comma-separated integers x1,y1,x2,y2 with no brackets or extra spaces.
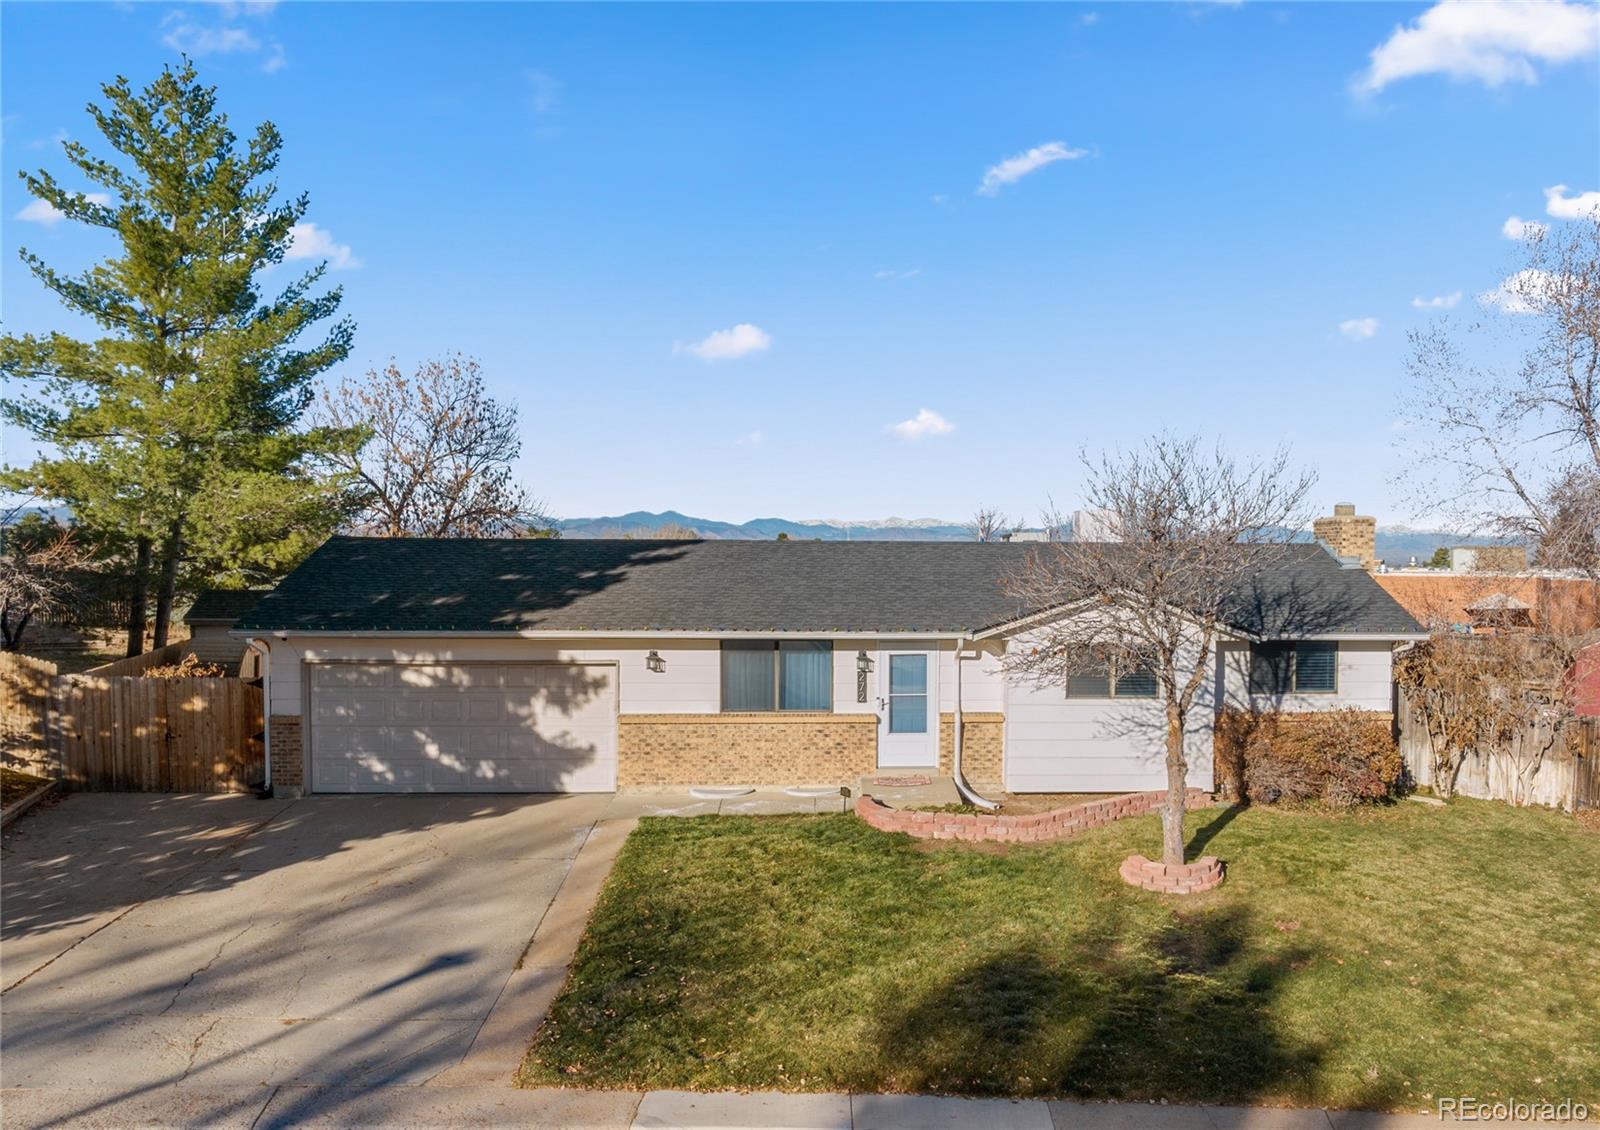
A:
0,1085,1481,1129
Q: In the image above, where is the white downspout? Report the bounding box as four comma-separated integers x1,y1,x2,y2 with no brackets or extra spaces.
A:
245,638,271,793
951,636,999,811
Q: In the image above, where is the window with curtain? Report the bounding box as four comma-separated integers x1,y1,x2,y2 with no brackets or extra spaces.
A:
1249,641,1338,694
1066,663,1156,699
720,641,833,711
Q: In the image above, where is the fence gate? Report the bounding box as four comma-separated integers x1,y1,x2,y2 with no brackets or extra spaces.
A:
49,674,264,793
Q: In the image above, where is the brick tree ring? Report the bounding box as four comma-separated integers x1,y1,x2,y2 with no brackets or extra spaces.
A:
1118,853,1225,895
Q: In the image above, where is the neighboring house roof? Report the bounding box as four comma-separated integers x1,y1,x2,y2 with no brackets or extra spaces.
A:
184,588,271,626
1376,573,1598,635
236,537,1423,638
1464,592,1532,612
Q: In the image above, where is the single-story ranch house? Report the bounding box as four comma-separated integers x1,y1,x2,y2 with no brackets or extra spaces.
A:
232,537,1425,798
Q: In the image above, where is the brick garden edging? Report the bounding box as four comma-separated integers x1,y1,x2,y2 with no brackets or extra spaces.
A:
853,787,1213,844
1119,853,1224,894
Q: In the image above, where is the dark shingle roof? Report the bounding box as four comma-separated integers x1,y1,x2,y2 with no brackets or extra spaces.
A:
184,588,272,625
236,537,1422,637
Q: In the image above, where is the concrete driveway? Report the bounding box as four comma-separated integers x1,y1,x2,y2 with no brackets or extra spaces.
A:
0,791,610,1104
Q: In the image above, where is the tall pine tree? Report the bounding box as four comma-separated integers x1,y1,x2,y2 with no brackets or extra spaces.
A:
2,61,362,652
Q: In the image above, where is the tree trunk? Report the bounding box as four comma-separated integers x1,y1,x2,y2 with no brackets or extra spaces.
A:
152,522,182,649
125,536,151,657
1162,701,1188,866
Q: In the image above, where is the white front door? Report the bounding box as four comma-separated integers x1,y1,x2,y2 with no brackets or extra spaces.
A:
877,649,938,767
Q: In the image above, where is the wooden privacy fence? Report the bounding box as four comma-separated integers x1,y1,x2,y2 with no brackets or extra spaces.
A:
82,642,183,677
0,652,263,793
1399,688,1599,811
1,653,58,776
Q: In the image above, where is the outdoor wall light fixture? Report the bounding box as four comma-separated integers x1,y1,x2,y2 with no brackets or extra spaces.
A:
646,649,665,673
856,650,872,702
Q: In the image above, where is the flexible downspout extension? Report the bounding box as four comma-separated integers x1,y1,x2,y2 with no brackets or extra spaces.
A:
951,636,999,811
245,638,271,794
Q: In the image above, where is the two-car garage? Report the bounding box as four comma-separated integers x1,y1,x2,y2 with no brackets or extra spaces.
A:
305,661,618,793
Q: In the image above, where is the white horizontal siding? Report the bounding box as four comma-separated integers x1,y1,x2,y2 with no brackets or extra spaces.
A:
265,637,721,717
1217,640,1395,713
1001,627,1215,794
942,640,1006,713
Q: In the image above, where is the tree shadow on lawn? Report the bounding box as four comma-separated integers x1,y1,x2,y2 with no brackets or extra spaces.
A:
877,903,1325,1104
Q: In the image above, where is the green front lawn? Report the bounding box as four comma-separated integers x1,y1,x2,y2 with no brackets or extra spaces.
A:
519,800,1600,1111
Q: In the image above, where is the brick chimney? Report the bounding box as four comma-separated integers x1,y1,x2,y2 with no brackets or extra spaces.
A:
1313,503,1377,571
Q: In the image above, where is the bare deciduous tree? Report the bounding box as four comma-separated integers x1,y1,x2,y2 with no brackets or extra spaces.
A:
316,355,550,538
1003,437,1315,867
967,507,1015,543
1400,215,1600,573
0,506,87,652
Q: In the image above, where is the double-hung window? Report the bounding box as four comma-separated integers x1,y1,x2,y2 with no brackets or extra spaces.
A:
1065,663,1158,699
1248,641,1337,695
721,641,833,711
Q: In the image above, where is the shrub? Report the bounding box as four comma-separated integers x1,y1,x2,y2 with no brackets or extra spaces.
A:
1216,708,1400,809
141,653,227,679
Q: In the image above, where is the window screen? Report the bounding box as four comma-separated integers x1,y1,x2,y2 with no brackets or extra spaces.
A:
1113,667,1157,698
1249,644,1292,695
1066,670,1112,697
1066,665,1155,698
1293,642,1337,693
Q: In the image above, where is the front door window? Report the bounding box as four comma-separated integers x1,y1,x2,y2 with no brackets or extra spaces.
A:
887,654,928,733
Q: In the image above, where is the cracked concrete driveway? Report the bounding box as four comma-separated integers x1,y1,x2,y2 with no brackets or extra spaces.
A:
0,791,609,1102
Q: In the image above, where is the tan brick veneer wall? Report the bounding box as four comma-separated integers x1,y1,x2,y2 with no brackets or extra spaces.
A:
269,714,304,796
936,712,1005,790
618,712,878,787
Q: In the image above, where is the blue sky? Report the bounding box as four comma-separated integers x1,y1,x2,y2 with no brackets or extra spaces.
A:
3,1,1597,527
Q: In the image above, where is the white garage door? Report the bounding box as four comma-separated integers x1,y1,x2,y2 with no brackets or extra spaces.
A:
307,662,617,793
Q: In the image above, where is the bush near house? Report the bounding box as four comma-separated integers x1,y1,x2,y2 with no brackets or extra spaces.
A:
139,654,228,679
1216,708,1400,808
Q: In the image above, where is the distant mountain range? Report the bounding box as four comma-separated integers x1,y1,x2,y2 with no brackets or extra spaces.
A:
554,510,1470,562
554,510,976,541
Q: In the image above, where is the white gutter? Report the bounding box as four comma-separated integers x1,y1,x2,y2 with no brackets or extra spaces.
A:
244,637,272,794
228,628,967,642
950,635,998,811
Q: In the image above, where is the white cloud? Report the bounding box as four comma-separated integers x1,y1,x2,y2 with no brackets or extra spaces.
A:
1411,291,1462,309
162,18,259,56
977,141,1089,196
525,69,561,115
15,192,110,226
873,268,921,280
161,6,286,72
887,408,955,441
1356,0,1600,94
1480,267,1558,314
736,430,763,446
1502,214,1549,240
674,323,772,362
285,221,361,270
1079,11,1100,26
1545,183,1600,219
1338,317,1380,340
